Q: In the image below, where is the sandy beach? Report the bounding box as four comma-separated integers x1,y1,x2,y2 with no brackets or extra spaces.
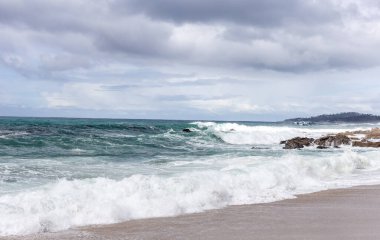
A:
3,185,380,240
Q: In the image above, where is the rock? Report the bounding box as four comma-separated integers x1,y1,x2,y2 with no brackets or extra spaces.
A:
283,137,314,149
314,134,350,147
182,128,192,133
352,141,380,148
281,128,380,149
331,134,351,145
341,128,380,142
317,145,328,149
349,137,360,141
314,136,329,146
365,128,380,139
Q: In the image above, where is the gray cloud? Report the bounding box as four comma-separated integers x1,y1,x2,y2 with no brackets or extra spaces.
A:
1,0,380,119
118,0,339,27
0,0,379,74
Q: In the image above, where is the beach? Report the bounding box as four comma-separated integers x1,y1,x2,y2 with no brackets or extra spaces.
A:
4,184,380,240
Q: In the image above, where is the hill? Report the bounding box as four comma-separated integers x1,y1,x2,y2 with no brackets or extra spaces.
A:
285,112,380,123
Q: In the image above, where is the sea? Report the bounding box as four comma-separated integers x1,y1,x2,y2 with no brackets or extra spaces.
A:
1,117,380,236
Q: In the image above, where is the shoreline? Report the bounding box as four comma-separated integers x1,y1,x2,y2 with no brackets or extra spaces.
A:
4,184,380,240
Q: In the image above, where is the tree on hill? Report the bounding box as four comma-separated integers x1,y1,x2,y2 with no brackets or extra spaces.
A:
285,112,380,123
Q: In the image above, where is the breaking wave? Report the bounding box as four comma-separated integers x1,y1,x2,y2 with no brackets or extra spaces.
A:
1,150,380,236
191,122,371,145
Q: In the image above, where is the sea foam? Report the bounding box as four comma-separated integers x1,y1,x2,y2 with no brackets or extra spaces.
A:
1,150,379,236
191,122,371,145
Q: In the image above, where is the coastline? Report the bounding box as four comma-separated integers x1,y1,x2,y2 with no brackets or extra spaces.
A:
4,184,380,240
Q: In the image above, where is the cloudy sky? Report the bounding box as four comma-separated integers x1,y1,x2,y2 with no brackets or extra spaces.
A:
0,0,380,120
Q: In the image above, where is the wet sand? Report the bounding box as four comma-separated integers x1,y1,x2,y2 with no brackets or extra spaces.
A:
4,185,380,240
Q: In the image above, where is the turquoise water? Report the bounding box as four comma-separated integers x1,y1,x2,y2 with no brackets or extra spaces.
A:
1,117,380,235
0,118,264,192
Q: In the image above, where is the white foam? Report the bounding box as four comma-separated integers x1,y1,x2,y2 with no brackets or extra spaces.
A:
191,122,372,145
70,148,86,153
0,131,29,139
1,150,380,236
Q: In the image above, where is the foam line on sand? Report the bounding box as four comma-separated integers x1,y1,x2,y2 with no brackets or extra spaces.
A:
4,185,380,240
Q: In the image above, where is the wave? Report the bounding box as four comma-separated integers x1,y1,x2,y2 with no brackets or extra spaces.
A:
0,130,29,139
191,122,373,145
1,150,380,236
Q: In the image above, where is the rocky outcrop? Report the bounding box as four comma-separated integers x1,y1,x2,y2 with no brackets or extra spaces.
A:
313,134,351,147
352,141,380,148
343,128,380,148
280,128,380,149
281,134,350,149
182,128,192,133
283,137,314,149
364,128,380,139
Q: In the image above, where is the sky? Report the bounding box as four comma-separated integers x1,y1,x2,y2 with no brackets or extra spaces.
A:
1,0,380,121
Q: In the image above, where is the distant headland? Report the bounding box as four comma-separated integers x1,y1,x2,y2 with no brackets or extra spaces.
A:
284,112,380,124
